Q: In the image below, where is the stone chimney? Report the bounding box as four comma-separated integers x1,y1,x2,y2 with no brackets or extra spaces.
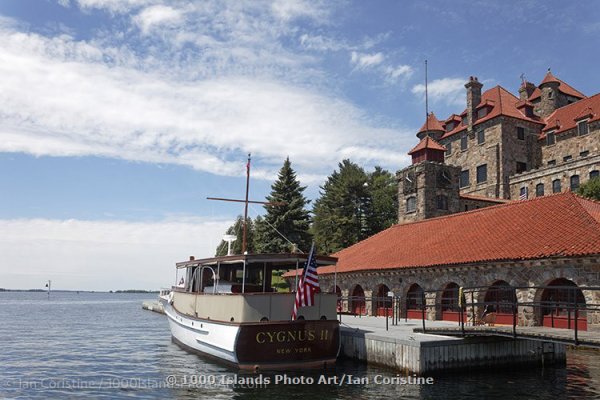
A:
519,81,536,100
465,76,483,132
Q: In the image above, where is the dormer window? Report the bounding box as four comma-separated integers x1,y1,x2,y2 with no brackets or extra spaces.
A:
577,120,589,136
446,122,454,132
477,108,488,119
461,115,468,126
546,131,555,145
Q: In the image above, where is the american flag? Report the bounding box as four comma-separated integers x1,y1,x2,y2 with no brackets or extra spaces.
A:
291,243,319,320
519,187,528,200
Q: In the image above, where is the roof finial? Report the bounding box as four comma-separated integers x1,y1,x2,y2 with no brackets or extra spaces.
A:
520,73,526,87
547,67,551,73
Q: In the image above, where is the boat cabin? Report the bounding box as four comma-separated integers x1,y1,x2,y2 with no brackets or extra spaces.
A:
170,253,339,323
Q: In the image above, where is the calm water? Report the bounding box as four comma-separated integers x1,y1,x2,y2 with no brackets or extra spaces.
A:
1,292,599,399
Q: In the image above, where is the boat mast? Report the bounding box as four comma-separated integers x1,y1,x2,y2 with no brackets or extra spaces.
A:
242,153,251,254
207,154,285,255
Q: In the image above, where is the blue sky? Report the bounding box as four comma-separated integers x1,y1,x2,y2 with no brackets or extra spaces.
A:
1,0,599,290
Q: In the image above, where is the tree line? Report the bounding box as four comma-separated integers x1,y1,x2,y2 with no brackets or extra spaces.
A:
215,157,398,256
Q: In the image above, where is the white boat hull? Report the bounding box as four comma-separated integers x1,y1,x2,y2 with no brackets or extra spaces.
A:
163,301,240,364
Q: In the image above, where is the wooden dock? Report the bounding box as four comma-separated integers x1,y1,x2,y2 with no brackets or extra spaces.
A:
414,325,600,348
339,316,566,374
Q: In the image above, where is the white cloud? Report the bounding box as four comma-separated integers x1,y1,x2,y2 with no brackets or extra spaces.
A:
0,218,231,291
270,0,331,23
411,77,466,106
383,65,413,82
133,5,184,34
74,0,157,13
0,25,414,184
350,51,384,69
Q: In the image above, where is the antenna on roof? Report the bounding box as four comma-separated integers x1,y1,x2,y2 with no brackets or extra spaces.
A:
425,59,429,131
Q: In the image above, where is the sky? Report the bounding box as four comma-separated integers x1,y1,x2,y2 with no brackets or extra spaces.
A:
1,0,599,290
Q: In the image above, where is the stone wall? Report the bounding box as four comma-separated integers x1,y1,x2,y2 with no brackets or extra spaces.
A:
541,122,599,165
509,154,600,199
320,256,600,327
397,161,462,225
439,121,502,198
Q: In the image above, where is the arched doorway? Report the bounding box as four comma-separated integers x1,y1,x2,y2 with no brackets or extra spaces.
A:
351,285,366,315
483,281,516,325
441,282,460,322
540,278,587,331
406,283,424,319
374,284,393,317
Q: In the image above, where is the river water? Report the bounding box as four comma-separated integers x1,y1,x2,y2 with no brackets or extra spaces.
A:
1,291,599,399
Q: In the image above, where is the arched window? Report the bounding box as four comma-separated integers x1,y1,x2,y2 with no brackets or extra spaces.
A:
552,179,561,193
535,183,544,197
570,175,580,191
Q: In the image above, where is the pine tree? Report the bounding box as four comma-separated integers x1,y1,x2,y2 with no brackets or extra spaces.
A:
312,161,398,254
215,215,255,256
365,167,398,235
254,158,312,253
312,160,370,254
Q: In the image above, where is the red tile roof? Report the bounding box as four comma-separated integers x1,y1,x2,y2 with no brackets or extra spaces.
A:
440,86,543,139
408,136,446,154
528,72,586,101
418,112,445,133
317,192,600,275
541,92,600,135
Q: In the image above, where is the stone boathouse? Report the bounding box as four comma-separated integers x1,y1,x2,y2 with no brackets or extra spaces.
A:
318,191,600,329
307,72,600,330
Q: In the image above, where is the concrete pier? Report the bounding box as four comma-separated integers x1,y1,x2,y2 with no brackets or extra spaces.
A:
142,300,165,315
339,316,566,374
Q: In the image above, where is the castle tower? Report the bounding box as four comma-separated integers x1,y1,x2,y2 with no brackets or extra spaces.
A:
397,135,461,224
537,70,561,118
416,112,445,141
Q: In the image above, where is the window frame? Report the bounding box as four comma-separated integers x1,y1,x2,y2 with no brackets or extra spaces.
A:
577,120,589,136
459,170,470,188
476,164,487,184
460,134,468,151
517,127,525,141
546,131,555,145
552,179,561,193
436,195,448,211
535,183,544,197
477,129,485,144
406,196,416,213
570,175,580,191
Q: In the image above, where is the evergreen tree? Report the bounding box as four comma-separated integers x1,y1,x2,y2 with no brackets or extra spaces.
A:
215,215,255,256
578,177,600,201
312,160,370,254
312,161,398,254
254,158,312,253
365,167,398,235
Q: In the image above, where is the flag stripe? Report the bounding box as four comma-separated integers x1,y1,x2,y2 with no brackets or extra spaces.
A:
291,243,319,320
